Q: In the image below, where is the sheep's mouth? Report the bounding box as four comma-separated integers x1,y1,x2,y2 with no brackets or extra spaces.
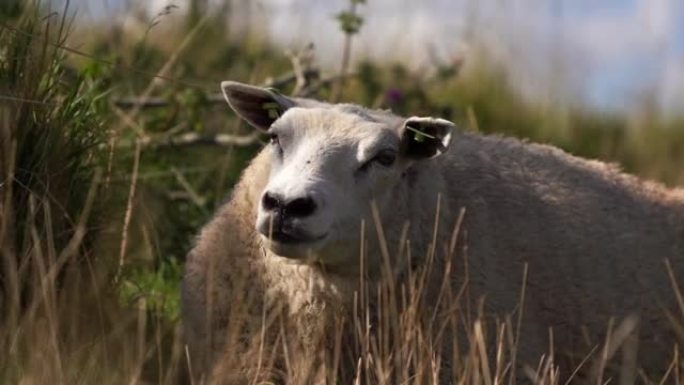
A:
264,230,327,245
260,229,328,259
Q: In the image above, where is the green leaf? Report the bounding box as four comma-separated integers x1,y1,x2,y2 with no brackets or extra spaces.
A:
335,11,364,35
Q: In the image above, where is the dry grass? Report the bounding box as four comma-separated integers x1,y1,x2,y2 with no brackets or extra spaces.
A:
3,185,678,385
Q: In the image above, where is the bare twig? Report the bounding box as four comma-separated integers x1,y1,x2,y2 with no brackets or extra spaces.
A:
106,16,209,186
49,169,102,284
113,131,261,149
112,105,147,138
171,167,206,208
286,43,316,96
300,72,356,98
115,139,141,282
112,69,320,109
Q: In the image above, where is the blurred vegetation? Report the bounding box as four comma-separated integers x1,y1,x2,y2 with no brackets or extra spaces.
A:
0,1,107,310
0,0,683,383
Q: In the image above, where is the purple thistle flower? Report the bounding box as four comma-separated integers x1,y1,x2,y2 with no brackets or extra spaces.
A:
385,88,404,105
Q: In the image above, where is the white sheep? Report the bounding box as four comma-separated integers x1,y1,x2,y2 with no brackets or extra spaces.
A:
182,81,684,384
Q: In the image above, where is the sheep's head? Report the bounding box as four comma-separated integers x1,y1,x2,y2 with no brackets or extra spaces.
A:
221,81,454,269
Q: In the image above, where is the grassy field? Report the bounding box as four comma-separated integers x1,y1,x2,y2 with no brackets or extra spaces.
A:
1,2,683,384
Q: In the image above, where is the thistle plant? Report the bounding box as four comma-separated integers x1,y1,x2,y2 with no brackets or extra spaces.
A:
332,0,366,102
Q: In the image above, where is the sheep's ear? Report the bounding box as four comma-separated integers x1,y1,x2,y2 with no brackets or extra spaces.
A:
399,117,454,159
221,81,296,131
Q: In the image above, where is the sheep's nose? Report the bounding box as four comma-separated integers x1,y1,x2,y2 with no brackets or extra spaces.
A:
261,191,282,212
261,192,318,218
285,196,317,217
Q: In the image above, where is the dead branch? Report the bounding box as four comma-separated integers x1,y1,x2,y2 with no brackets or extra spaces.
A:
113,68,320,109
286,43,316,97
135,132,262,149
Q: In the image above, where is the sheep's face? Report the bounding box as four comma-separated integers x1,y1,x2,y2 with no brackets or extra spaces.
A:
221,81,453,268
256,107,404,264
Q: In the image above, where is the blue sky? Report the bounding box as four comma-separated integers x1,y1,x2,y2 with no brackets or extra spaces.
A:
63,0,684,115
553,0,683,111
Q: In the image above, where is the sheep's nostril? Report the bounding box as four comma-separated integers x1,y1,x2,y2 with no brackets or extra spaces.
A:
285,196,317,217
261,192,281,212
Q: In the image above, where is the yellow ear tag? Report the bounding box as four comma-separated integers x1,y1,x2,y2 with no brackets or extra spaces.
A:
405,125,436,143
262,102,281,119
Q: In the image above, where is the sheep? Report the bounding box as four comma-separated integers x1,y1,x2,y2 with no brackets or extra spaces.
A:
181,80,684,384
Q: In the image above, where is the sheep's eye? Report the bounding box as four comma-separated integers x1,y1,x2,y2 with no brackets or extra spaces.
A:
357,149,397,175
269,133,284,157
373,149,397,167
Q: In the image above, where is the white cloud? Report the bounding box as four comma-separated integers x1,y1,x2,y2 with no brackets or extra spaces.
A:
566,0,673,63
